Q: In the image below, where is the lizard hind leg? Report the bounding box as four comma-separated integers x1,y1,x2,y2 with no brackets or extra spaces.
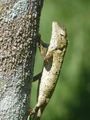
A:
30,103,41,120
36,108,42,120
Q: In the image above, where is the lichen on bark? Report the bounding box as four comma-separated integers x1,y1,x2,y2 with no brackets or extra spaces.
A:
0,0,44,119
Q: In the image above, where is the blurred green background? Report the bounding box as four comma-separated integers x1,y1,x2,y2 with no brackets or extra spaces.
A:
31,0,90,120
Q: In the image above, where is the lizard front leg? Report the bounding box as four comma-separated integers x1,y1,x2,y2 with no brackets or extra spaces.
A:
32,34,49,83
37,34,49,58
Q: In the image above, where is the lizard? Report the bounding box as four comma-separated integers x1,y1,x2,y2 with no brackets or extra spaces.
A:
30,22,68,120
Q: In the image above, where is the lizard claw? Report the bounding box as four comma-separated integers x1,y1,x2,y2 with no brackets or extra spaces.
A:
29,106,41,120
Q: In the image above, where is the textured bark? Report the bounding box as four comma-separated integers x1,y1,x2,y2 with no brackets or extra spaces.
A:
0,0,44,120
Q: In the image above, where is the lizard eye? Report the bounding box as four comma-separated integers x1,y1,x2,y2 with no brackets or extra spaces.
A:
60,33,64,36
60,32,67,38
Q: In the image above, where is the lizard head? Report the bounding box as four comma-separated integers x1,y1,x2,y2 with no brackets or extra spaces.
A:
51,21,67,50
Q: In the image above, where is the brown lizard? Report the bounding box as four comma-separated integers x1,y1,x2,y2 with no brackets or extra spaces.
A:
30,21,67,120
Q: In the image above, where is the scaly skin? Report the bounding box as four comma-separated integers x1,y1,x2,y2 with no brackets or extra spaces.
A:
30,22,67,119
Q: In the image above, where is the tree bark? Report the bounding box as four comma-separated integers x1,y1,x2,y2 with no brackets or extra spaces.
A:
0,0,44,119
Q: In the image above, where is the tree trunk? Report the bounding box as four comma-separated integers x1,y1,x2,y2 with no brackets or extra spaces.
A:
0,0,44,119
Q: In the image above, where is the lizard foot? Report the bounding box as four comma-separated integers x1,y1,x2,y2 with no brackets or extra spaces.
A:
30,106,41,120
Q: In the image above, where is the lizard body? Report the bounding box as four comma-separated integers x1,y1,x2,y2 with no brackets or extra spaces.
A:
31,22,67,119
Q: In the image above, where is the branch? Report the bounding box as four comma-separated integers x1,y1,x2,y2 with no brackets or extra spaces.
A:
30,21,68,120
